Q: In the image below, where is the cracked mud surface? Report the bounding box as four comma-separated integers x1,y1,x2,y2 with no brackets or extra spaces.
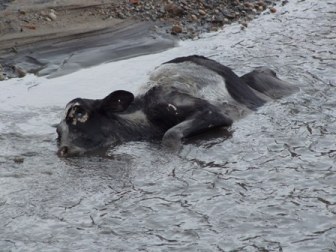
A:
0,0,336,251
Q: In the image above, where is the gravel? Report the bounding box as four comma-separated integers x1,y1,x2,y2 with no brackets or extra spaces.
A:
107,0,288,39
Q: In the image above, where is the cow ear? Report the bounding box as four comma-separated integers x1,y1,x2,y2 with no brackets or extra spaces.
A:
99,90,134,112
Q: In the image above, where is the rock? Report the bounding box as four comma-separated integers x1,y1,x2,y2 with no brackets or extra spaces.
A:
269,7,277,13
40,10,48,16
165,3,184,17
244,2,254,9
240,21,248,28
211,26,219,32
117,11,127,19
14,157,24,164
0,64,4,81
212,12,225,23
48,12,57,21
171,24,183,34
257,5,265,11
256,1,266,10
199,9,206,16
222,11,236,19
257,1,267,7
14,66,26,78
22,24,36,30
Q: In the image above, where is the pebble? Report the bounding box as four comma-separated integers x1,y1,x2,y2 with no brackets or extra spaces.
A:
269,7,277,13
15,66,26,78
0,64,4,81
22,24,36,30
240,21,248,28
48,12,57,21
244,2,254,9
191,14,198,21
171,24,183,34
199,9,206,16
14,157,24,164
257,5,264,11
165,3,184,17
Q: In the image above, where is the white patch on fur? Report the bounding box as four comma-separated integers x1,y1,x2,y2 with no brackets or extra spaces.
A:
168,103,179,115
138,62,234,104
64,102,80,119
65,102,89,125
77,113,89,123
168,104,177,111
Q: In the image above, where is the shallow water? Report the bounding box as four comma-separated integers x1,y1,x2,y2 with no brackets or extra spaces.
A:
1,0,336,251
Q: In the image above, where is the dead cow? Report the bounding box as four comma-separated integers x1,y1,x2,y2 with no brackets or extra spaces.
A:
56,55,297,156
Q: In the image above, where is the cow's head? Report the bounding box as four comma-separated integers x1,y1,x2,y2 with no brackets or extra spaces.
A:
56,90,134,157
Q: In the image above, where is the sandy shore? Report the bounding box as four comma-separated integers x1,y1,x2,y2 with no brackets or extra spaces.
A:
0,0,282,79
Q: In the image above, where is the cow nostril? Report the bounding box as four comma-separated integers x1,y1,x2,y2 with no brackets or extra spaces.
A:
58,146,69,157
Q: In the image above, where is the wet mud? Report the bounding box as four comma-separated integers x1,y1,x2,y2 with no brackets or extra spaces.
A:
0,21,175,78
0,0,336,251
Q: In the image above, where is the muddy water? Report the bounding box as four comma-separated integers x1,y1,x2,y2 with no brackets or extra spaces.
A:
1,0,336,251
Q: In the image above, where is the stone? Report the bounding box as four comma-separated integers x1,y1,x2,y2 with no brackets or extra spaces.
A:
257,5,264,11
165,3,184,17
14,157,24,163
191,14,198,21
199,9,206,16
171,24,183,34
48,12,57,21
14,66,26,78
0,64,4,81
222,11,236,19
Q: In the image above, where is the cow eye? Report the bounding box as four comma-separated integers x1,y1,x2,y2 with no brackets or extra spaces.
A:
66,105,87,121
75,110,84,118
74,106,86,118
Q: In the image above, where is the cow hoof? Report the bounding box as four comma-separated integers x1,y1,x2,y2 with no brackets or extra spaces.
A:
161,132,183,153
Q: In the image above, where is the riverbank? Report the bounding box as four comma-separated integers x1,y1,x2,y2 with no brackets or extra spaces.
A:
0,0,284,79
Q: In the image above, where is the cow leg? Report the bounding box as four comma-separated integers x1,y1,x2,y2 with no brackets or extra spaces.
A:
240,67,298,99
161,109,232,151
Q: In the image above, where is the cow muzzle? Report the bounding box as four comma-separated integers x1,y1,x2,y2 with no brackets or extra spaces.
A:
57,146,69,157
